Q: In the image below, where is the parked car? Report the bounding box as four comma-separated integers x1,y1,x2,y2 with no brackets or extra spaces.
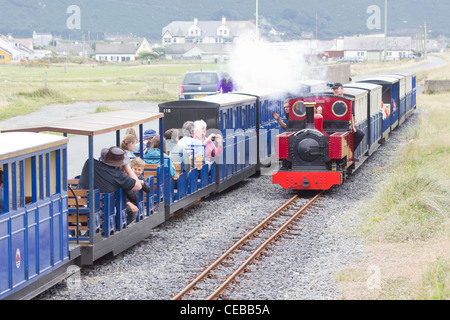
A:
178,70,222,100
337,57,364,63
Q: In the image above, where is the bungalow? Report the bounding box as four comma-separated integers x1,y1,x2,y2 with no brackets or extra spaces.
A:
342,36,414,62
164,43,233,61
55,42,86,57
95,43,138,62
95,38,153,62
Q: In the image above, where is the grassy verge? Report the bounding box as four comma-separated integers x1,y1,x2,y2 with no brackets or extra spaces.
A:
336,91,449,300
350,57,428,77
0,60,220,121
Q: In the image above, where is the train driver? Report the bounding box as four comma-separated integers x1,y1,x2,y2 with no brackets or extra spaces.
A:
332,83,365,152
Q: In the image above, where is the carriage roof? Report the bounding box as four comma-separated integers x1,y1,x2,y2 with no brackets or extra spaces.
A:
1,110,163,136
0,132,68,162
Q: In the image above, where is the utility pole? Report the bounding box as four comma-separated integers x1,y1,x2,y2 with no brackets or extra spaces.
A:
384,0,387,62
316,12,318,39
255,0,259,41
424,22,428,60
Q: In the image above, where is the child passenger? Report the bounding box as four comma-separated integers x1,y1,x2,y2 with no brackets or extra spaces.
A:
123,157,151,224
120,134,138,159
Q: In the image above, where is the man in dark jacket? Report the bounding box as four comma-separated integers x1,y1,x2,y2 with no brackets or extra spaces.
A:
78,146,143,193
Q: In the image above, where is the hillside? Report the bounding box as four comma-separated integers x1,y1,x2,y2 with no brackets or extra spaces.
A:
1,0,449,41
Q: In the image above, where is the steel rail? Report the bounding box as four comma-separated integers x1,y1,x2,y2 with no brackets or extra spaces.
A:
172,193,299,300
207,192,322,300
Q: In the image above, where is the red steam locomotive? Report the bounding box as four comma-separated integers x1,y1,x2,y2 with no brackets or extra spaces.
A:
272,72,417,191
272,95,353,190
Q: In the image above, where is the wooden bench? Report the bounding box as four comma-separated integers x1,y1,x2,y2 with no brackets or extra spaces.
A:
68,188,101,240
144,164,163,203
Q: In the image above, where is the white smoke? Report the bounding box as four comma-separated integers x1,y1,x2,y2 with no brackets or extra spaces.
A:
228,36,318,93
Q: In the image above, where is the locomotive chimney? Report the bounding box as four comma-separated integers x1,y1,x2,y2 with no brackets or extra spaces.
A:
305,102,316,129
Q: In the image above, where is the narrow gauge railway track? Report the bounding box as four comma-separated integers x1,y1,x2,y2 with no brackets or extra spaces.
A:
172,192,322,300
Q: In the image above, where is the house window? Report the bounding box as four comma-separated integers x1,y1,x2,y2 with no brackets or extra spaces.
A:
0,55,5,60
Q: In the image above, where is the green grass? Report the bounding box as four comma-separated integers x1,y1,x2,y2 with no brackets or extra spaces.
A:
365,92,449,242
339,91,450,300
416,258,449,300
0,60,220,121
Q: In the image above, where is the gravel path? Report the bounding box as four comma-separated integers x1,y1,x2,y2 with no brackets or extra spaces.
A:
34,108,418,300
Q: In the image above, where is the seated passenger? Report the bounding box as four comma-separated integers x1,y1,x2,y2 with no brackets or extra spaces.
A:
120,134,138,159
171,121,203,172
193,120,223,162
78,146,142,194
123,157,151,224
134,129,157,154
143,135,176,178
164,128,179,156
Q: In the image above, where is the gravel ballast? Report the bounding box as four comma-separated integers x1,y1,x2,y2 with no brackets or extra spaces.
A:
35,112,418,301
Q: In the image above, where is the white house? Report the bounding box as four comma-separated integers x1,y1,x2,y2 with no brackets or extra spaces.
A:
95,38,153,62
95,43,138,62
0,35,34,62
164,43,233,61
32,31,53,47
343,36,414,62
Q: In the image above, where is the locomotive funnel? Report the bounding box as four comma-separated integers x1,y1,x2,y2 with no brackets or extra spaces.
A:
305,102,316,129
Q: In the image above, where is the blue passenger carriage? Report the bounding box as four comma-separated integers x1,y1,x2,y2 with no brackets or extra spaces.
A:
234,88,287,170
384,74,407,125
0,132,80,299
159,94,258,200
394,71,416,119
3,111,165,266
358,76,400,139
344,82,383,155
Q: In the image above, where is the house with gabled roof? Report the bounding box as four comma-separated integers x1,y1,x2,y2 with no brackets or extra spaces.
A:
342,35,414,62
95,43,138,62
161,16,255,60
0,47,11,64
0,35,35,62
162,16,255,46
95,37,153,62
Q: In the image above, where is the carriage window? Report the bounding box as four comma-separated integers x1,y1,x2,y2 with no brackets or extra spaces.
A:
292,101,306,118
332,101,348,117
